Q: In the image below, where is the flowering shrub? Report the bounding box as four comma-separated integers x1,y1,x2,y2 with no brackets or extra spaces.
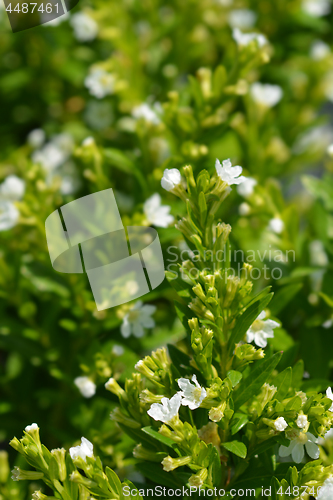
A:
1,0,333,499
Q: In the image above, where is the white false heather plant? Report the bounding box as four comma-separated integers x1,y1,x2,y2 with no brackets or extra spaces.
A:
8,166,333,499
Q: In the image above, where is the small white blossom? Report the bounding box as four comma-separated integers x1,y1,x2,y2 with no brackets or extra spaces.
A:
74,376,96,398
161,168,181,191
147,393,182,423
27,129,45,149
268,217,284,234
70,12,98,42
69,437,94,462
0,201,19,231
177,375,207,410
143,193,174,228
246,311,279,348
296,414,308,429
32,133,74,172
322,319,333,329
274,417,288,432
0,175,25,201
215,158,245,186
82,137,95,147
112,345,124,356
302,0,331,17
250,83,283,108
121,300,156,338
25,423,38,432
85,68,115,99
326,387,333,411
237,177,257,198
232,28,267,48
294,126,333,154
239,202,250,216
309,240,328,267
132,103,161,125
310,40,330,60
317,477,333,500
228,9,257,29
279,431,319,463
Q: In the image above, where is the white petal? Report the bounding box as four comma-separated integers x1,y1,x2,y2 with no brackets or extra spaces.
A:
279,444,292,457
141,304,156,316
254,332,268,348
291,443,304,463
120,318,131,338
132,322,145,338
305,440,319,460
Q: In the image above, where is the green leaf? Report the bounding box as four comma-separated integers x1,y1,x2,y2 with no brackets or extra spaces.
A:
270,284,303,316
136,462,182,488
291,360,304,389
167,344,192,371
223,440,247,459
233,352,283,410
212,65,227,98
228,291,273,356
142,427,176,449
285,396,302,411
230,413,249,435
227,370,242,388
105,467,122,495
103,148,146,191
274,368,292,401
209,445,222,486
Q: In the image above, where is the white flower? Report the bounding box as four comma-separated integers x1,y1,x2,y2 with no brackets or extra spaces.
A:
0,201,19,231
294,125,333,154
328,143,333,157
239,202,250,216
246,311,279,348
70,12,98,42
228,9,257,29
27,129,45,149
326,387,333,411
322,319,333,329
82,137,95,147
310,40,330,60
132,103,161,125
309,240,329,267
143,193,174,228
296,414,308,429
268,217,284,234
120,301,156,338
250,83,283,108
74,377,96,398
85,68,115,99
279,431,319,463
25,423,38,432
232,28,267,48
302,0,331,17
215,158,245,186
237,177,257,198
32,134,74,172
177,375,207,410
274,417,288,432
147,393,182,423
161,168,181,191
112,345,124,356
0,175,25,201
69,437,94,462
317,477,333,500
